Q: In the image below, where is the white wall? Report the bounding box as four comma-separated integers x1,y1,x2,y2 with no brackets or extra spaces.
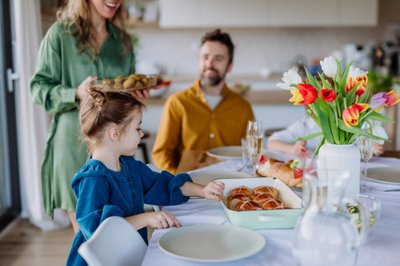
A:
133,27,376,76
131,0,400,76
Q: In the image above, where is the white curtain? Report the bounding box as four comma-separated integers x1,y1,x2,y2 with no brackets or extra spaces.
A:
13,0,70,230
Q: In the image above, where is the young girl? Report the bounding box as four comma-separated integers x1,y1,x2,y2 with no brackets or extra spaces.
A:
67,87,224,265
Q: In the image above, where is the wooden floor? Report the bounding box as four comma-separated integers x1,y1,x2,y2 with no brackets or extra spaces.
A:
0,219,74,266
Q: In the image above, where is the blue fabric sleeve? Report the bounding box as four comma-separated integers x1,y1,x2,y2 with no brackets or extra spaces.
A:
75,176,125,240
135,161,192,206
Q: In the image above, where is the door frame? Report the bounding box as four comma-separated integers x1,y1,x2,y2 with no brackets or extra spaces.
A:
0,0,21,231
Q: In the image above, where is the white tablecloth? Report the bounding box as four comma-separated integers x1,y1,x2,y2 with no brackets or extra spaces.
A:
142,157,400,266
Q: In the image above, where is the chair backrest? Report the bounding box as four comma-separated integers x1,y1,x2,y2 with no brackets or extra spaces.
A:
78,216,147,266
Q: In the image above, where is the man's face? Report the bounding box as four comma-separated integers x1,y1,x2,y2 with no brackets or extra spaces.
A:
199,41,232,86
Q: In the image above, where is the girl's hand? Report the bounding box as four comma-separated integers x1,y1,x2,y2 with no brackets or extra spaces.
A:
372,142,384,156
201,181,225,201
292,141,307,155
76,76,97,100
145,211,181,229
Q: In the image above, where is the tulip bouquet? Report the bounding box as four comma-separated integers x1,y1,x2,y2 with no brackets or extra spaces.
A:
277,56,400,152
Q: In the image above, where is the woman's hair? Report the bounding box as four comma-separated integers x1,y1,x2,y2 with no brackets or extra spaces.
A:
57,0,132,54
80,86,145,153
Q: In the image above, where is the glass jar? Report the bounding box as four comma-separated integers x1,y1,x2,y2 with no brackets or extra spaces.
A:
292,167,360,266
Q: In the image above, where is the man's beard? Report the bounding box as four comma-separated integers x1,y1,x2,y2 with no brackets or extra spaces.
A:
200,68,224,86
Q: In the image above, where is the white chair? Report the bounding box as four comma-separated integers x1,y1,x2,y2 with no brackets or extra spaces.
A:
78,216,147,266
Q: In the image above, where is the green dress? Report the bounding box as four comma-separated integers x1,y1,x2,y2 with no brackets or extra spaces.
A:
30,21,135,218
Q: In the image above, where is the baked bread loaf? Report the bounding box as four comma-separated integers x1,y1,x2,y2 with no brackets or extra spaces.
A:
226,185,287,211
253,186,279,198
257,159,302,187
250,192,274,204
227,194,251,209
233,200,262,211
260,198,284,210
227,186,254,197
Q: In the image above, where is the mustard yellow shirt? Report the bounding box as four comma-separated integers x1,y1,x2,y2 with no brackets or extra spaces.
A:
152,80,255,173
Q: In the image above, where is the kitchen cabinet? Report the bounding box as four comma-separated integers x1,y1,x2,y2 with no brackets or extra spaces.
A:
160,0,268,28
338,0,378,26
159,0,378,28
267,0,338,26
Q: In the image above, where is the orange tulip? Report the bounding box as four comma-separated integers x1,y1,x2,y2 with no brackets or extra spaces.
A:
352,103,369,113
346,75,368,95
385,90,400,107
342,105,360,128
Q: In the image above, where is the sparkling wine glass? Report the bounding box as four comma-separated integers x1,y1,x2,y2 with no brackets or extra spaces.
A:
358,136,373,177
246,120,264,176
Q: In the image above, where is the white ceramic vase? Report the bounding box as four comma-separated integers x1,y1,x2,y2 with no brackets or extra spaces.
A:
318,143,360,195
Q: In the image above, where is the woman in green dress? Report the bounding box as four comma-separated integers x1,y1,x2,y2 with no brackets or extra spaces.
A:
30,0,145,232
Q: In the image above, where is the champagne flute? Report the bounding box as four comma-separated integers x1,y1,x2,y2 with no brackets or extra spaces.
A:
358,136,373,177
246,120,264,177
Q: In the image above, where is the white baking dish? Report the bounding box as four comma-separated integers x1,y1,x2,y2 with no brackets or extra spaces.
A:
216,177,303,230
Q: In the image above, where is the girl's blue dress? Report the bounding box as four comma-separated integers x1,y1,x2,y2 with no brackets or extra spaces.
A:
66,156,192,265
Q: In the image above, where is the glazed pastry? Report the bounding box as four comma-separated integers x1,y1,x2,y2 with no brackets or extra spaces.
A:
253,186,279,198
260,198,284,210
227,194,251,209
233,200,262,211
250,192,275,204
227,186,254,197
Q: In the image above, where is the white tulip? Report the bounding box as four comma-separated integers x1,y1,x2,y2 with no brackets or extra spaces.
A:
348,66,368,78
372,124,388,144
320,56,337,77
277,69,302,90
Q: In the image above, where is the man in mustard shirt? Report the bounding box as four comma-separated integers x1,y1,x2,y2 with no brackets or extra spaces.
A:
152,29,255,174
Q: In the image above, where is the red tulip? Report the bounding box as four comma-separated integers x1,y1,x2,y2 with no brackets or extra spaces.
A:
298,83,318,105
320,89,336,102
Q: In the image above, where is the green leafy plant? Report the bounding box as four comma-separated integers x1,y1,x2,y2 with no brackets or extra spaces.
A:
277,56,400,154
368,70,400,94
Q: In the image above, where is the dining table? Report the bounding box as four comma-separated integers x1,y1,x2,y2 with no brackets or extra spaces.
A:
142,155,400,266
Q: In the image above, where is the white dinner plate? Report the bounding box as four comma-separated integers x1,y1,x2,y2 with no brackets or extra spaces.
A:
365,167,400,185
207,146,242,160
158,224,265,263
188,168,251,186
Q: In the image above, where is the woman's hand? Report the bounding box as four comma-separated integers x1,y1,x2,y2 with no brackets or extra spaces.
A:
76,76,97,100
145,211,181,229
201,181,225,201
130,89,150,99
